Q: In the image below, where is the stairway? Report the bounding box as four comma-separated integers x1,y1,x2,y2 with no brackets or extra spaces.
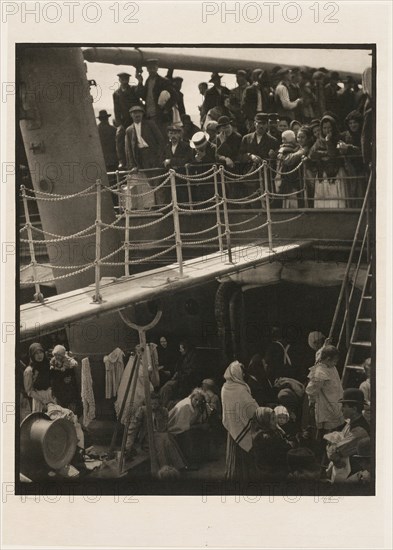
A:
341,262,373,387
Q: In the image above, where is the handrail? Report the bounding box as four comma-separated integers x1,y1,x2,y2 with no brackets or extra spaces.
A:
328,170,372,342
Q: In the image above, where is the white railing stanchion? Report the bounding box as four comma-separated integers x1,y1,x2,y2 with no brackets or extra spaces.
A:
219,165,233,264
263,162,274,252
21,185,43,302
124,176,131,277
170,169,184,277
93,178,103,303
302,159,308,207
115,169,121,211
257,164,266,211
185,164,193,210
213,165,223,253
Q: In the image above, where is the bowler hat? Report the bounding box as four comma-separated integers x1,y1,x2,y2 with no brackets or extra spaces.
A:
172,76,183,82
129,105,145,114
338,388,366,405
20,412,77,471
117,72,131,78
190,131,209,149
216,115,233,128
97,109,111,120
254,112,269,122
209,72,222,82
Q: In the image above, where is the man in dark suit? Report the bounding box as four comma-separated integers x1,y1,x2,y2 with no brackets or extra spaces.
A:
239,112,279,163
139,59,176,136
242,69,271,131
96,110,117,172
160,125,193,169
125,105,164,170
215,116,242,167
202,73,231,114
160,125,194,203
113,71,143,168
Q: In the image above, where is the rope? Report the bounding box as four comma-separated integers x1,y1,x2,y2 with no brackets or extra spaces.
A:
178,201,223,213
36,260,92,270
19,225,28,233
20,224,97,243
226,192,265,205
223,163,264,180
269,158,305,176
105,174,170,198
270,213,305,225
125,209,174,229
20,263,95,285
269,186,306,198
101,245,177,266
124,233,175,249
178,195,216,207
229,214,260,227
230,221,269,235
20,263,33,272
23,184,97,201
181,224,220,237
183,234,220,246
177,166,215,179
176,171,215,183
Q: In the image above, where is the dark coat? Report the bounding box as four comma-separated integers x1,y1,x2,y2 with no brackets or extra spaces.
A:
160,140,194,168
191,141,217,165
113,84,143,128
242,84,270,122
203,85,230,113
98,122,117,169
216,131,242,163
140,74,176,123
239,131,279,162
125,119,164,169
309,115,344,178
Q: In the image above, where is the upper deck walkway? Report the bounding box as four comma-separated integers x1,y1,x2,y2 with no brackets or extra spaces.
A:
20,240,309,340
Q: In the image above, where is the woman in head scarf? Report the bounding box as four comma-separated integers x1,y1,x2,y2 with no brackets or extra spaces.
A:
338,110,366,206
221,361,258,481
252,406,291,478
309,114,348,208
23,343,52,413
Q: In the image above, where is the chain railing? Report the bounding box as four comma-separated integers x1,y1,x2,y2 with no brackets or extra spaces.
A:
20,158,368,303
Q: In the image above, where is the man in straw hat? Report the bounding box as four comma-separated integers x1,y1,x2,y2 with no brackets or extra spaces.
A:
96,110,117,172
113,71,143,168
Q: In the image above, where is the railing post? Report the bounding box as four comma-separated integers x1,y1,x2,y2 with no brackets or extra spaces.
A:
169,169,184,277
213,165,223,253
93,178,102,303
344,280,351,348
366,189,371,264
21,185,43,302
115,169,121,212
185,163,193,210
219,165,233,264
263,162,274,252
257,163,266,211
124,176,131,277
302,159,308,207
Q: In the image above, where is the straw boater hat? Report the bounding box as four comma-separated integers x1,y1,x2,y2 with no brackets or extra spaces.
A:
190,131,210,149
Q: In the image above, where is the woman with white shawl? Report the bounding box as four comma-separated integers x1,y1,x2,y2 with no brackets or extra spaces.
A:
221,361,258,482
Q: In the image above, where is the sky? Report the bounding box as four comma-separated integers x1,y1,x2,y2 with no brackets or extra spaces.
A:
86,47,372,125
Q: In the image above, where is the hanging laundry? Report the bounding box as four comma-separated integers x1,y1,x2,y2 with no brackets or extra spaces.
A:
103,348,125,399
81,357,96,427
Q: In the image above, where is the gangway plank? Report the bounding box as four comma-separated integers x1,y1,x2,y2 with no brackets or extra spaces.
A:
20,241,311,340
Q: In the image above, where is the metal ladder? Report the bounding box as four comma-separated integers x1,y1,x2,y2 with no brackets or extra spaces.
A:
328,170,373,387
341,261,372,387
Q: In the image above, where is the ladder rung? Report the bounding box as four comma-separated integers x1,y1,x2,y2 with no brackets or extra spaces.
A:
351,340,372,347
363,296,372,300
343,365,365,371
358,318,372,322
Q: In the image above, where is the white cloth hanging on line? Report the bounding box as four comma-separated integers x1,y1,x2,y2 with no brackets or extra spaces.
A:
81,357,96,427
104,348,125,399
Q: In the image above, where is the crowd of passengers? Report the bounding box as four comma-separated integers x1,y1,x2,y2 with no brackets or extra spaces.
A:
21,330,372,485
97,59,373,208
